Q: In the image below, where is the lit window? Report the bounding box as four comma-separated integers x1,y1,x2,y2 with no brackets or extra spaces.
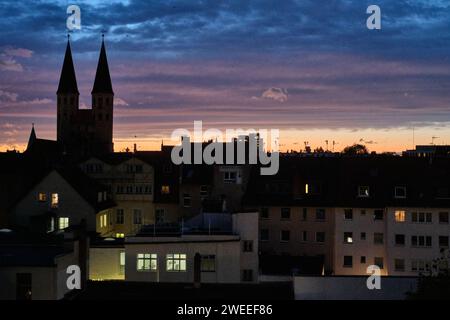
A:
137,253,157,271
305,184,309,194
100,214,107,228
38,193,47,202
166,254,187,272
51,193,59,208
358,186,370,197
58,217,69,230
119,251,125,275
115,233,125,238
201,255,216,272
395,210,406,222
344,232,353,244
394,186,407,198
161,185,170,194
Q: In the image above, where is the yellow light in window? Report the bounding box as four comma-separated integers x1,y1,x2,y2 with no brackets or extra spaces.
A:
116,233,125,238
395,210,406,222
38,193,47,202
305,184,309,194
51,193,59,208
161,185,170,194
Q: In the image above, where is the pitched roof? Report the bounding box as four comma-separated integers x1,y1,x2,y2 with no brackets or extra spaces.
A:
57,40,79,94
91,40,113,94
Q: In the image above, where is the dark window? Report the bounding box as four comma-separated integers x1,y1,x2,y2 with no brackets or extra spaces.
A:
374,233,384,245
280,230,290,242
394,186,407,198
316,232,325,243
260,207,269,219
439,236,449,247
16,273,32,300
360,256,366,264
374,210,384,220
260,229,269,241
301,231,307,242
360,232,366,240
116,209,124,224
374,257,384,269
183,194,191,207
395,234,405,246
395,259,405,271
302,208,307,221
439,212,449,224
344,209,353,220
343,256,353,268
316,208,326,220
360,209,366,215
243,241,253,252
242,269,253,282
201,255,216,272
281,208,291,220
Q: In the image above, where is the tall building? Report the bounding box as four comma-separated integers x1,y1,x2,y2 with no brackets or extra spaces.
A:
56,37,114,156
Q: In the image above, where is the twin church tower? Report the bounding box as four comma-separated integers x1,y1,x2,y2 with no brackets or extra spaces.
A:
56,37,114,155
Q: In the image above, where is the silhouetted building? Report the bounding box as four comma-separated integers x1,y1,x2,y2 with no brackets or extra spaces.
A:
57,38,114,156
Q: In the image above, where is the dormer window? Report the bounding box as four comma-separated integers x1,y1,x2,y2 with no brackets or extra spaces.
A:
394,186,406,199
358,186,370,198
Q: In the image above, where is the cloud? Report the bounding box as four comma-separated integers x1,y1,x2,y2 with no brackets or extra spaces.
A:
0,47,33,72
0,90,18,102
4,48,33,58
114,97,129,106
260,87,288,102
0,56,23,72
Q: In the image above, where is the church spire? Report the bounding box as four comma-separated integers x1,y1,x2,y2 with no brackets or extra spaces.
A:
57,37,79,94
91,37,113,94
27,123,36,149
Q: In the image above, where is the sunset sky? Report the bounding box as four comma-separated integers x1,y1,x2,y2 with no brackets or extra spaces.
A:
1,0,450,153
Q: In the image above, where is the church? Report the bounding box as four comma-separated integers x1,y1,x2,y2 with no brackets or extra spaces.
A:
27,36,114,156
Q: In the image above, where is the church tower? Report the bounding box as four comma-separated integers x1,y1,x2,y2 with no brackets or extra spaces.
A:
56,38,79,145
91,37,114,154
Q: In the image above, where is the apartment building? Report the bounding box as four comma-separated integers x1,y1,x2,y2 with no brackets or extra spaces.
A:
244,156,450,276
11,169,113,233
89,212,259,284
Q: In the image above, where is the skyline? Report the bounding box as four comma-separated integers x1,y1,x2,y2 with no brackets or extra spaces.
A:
1,0,450,152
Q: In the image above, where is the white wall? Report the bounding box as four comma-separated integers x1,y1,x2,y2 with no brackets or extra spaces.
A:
125,239,241,283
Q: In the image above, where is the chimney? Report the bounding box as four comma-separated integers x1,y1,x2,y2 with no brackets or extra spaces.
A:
134,143,137,153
